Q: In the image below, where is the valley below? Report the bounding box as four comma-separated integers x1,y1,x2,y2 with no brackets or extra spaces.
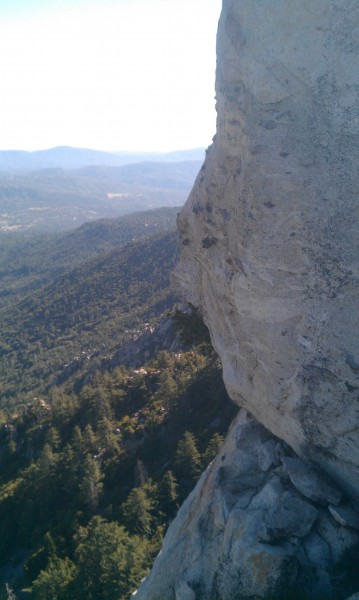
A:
0,153,237,598
0,149,202,232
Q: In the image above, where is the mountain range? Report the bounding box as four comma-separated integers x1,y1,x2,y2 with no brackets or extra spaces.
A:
0,146,205,172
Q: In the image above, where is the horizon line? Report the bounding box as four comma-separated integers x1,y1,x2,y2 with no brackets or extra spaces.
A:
0,144,207,154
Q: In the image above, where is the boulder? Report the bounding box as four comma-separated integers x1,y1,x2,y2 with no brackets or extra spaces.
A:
257,490,318,542
281,456,342,506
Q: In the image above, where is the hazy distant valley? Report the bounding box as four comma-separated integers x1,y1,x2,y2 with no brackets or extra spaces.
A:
0,146,204,408
0,146,203,232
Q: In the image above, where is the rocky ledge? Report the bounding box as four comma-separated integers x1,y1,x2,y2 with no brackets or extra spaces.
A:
135,412,359,599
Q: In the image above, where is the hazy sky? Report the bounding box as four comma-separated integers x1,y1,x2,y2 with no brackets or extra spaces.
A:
0,0,221,152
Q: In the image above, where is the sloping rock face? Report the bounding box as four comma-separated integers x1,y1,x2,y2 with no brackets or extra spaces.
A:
176,0,359,498
134,412,359,599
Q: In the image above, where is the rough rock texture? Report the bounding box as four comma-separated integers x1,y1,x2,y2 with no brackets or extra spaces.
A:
135,1,359,598
134,412,359,599
176,0,359,499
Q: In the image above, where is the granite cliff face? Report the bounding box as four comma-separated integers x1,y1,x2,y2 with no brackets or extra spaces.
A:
177,0,359,497
134,1,359,597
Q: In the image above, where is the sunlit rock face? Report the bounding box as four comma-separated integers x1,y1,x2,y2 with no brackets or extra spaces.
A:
135,1,359,597
176,0,359,499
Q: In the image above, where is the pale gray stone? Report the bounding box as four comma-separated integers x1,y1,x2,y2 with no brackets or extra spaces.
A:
282,456,343,506
134,412,358,599
257,490,318,542
258,439,281,471
135,0,359,597
174,0,359,501
250,476,283,510
175,581,196,600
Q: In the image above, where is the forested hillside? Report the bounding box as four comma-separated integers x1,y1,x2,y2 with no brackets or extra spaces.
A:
0,333,236,599
0,229,178,409
0,207,178,299
0,208,239,600
0,206,237,598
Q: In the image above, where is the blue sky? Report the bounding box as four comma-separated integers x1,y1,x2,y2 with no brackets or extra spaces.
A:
0,0,221,152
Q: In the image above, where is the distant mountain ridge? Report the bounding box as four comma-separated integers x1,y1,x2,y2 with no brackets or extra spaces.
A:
0,146,206,171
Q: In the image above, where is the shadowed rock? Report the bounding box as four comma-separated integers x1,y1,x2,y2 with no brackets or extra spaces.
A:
134,412,358,599
282,456,343,506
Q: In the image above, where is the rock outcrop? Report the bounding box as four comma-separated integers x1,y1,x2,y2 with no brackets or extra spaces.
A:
135,412,359,599
177,0,359,498
135,0,359,597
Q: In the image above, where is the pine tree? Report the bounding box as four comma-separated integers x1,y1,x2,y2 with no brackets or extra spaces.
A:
71,516,148,600
157,370,177,408
175,431,202,483
97,418,121,458
158,470,178,517
203,433,224,466
45,427,61,452
24,532,57,584
38,443,56,475
121,487,154,536
79,455,103,513
83,424,99,455
59,443,78,495
71,426,84,459
30,557,75,600
81,386,112,424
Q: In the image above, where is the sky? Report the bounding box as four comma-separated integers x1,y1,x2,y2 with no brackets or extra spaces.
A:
0,0,221,152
